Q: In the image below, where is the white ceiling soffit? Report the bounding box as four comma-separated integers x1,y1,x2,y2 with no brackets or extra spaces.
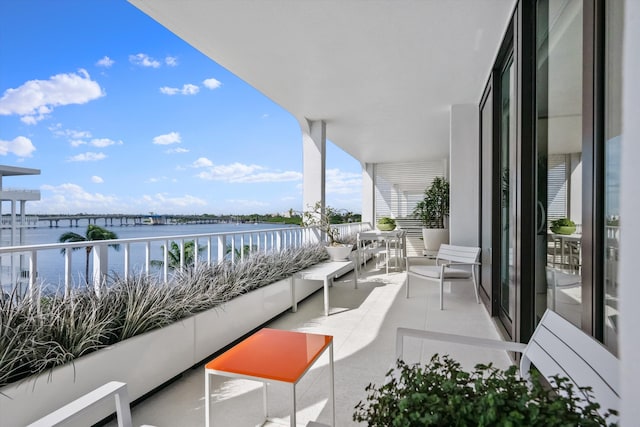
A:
129,0,515,164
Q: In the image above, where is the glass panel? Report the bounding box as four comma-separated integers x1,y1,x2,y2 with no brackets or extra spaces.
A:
536,0,583,328
603,0,624,355
500,56,515,322
480,88,493,297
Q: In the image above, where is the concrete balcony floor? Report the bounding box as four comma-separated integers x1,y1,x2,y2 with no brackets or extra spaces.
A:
113,262,511,427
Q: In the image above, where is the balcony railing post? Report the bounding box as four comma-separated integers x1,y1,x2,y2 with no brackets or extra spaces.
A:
124,243,130,282
64,248,72,299
163,239,169,284
28,249,37,303
92,245,108,297
179,239,185,271
145,242,151,276
217,235,225,263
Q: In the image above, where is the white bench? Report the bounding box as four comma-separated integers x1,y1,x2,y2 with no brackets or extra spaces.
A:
27,381,133,427
396,309,619,421
292,260,356,316
406,243,481,310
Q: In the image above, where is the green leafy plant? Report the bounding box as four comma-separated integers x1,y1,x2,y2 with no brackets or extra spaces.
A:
377,217,397,231
302,201,344,245
58,225,120,285
551,218,576,228
354,354,617,427
150,240,204,270
412,177,450,229
550,218,577,234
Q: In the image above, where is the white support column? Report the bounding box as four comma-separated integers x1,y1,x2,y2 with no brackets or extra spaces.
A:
620,1,640,423
361,163,375,227
302,120,326,213
449,104,479,246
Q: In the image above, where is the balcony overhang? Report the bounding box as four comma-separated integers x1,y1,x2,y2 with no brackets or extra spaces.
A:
128,0,515,164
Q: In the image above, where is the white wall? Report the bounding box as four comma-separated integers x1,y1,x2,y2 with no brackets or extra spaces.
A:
449,104,480,246
620,1,640,423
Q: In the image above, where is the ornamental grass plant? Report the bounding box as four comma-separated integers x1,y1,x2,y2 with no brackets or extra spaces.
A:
354,354,617,427
0,243,330,388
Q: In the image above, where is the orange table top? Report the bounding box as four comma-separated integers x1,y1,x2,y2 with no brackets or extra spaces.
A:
205,328,333,383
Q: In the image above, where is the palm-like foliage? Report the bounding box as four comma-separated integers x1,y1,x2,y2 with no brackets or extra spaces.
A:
150,240,204,270
58,224,120,284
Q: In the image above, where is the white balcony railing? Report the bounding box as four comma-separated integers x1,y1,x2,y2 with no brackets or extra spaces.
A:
0,222,370,301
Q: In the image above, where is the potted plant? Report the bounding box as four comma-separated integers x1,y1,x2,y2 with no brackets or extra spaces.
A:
302,202,353,261
550,218,577,235
376,217,396,231
354,355,617,426
412,176,449,253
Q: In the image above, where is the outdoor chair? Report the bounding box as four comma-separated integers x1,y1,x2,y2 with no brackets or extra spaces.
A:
406,244,480,310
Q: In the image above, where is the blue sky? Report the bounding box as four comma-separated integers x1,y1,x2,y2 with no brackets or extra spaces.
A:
0,0,362,215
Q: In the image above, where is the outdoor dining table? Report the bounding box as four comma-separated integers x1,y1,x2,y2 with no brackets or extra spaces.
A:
356,229,407,275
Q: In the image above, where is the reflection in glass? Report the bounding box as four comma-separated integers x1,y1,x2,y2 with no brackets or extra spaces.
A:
500,56,515,322
603,1,623,355
536,0,583,327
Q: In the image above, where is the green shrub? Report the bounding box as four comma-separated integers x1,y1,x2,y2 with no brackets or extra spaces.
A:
354,354,617,427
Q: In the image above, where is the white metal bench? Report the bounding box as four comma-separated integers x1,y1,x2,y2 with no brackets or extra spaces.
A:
405,243,480,309
292,260,356,316
27,381,133,427
396,309,619,421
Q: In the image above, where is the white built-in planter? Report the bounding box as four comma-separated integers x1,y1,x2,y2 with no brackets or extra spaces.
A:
0,273,329,426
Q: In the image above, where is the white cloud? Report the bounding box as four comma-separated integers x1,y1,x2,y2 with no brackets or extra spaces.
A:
194,161,302,183
166,147,189,154
192,157,213,168
165,56,178,66
159,86,179,95
68,152,106,162
152,132,181,145
90,138,122,148
0,136,36,157
225,199,269,208
140,193,207,209
182,84,199,95
34,183,119,213
160,84,199,95
91,176,104,183
70,139,86,147
96,56,115,68
50,124,92,139
0,69,103,124
129,53,161,68
232,171,303,183
203,78,222,90
326,168,361,194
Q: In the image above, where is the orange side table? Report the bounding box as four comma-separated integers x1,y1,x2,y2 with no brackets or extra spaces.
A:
204,328,335,427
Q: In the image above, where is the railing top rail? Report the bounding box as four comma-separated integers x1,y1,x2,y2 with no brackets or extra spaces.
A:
0,225,308,254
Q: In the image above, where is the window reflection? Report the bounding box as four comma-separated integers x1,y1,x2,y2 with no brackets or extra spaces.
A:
536,0,583,328
604,0,624,355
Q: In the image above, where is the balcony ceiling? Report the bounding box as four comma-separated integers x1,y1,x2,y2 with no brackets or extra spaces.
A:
128,0,515,164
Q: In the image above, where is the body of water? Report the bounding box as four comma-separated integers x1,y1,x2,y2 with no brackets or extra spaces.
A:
0,221,298,295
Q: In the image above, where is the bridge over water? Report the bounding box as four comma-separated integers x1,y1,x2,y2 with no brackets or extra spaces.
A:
36,214,237,227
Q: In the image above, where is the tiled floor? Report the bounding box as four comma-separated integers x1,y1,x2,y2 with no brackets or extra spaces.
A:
114,263,511,427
